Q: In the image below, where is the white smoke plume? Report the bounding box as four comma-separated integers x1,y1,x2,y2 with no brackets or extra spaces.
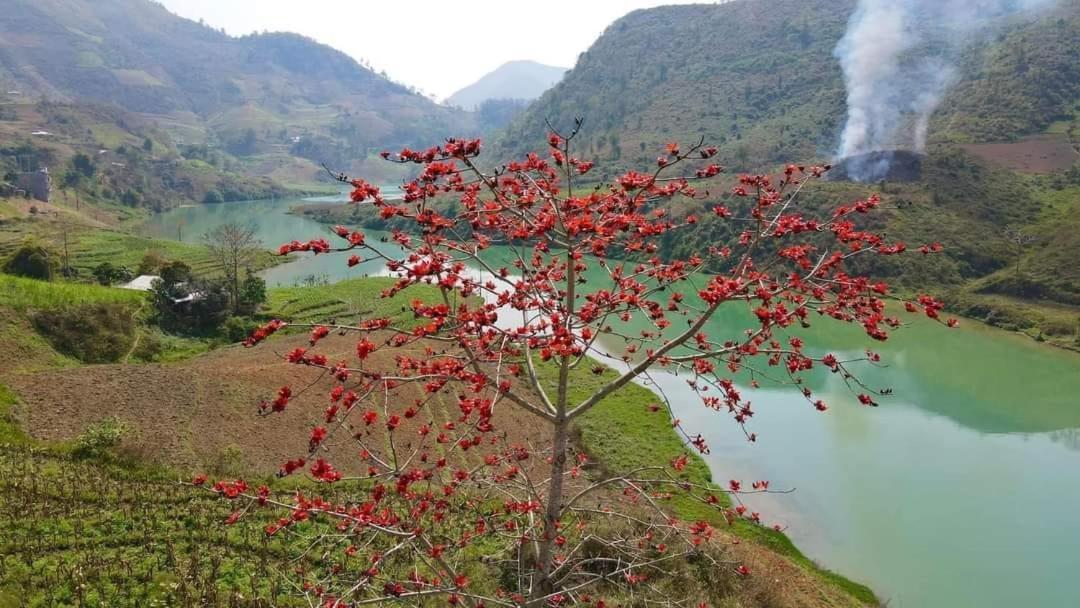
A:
833,0,1058,180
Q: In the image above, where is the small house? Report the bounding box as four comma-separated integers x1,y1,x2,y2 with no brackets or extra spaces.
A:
119,275,160,291
15,168,50,203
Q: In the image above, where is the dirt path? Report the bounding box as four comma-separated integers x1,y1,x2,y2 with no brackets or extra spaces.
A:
122,299,148,364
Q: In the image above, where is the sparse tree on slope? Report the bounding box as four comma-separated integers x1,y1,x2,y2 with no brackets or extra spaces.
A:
203,222,261,315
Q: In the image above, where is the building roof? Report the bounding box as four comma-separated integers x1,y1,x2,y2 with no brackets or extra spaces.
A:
119,275,160,291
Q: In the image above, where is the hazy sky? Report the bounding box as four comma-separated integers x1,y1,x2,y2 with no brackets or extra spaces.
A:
155,0,715,100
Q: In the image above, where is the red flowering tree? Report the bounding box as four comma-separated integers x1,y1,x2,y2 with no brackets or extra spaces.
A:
221,122,951,607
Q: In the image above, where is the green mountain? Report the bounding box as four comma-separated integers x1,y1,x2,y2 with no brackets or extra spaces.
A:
495,0,854,169
0,0,476,181
495,0,1078,170
484,0,1076,345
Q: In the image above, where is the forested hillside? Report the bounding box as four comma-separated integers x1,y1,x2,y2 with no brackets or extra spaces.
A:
495,0,1078,171
495,0,855,170
0,0,477,182
482,0,1080,346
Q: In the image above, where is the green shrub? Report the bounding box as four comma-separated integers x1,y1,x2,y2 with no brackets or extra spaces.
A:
238,273,267,315
131,330,164,361
31,303,137,363
73,417,126,459
2,240,58,280
211,444,245,476
222,316,259,343
92,262,134,286
158,260,192,286
1040,317,1076,337
0,383,28,445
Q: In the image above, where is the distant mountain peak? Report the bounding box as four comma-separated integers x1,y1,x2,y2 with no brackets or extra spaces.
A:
446,60,567,111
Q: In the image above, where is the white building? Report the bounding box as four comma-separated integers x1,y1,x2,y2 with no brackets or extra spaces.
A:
119,275,160,291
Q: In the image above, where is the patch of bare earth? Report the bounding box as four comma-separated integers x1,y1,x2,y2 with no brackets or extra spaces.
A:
960,135,1077,173
725,540,867,608
7,331,551,476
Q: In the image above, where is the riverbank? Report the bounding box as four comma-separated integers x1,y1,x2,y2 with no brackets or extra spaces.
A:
556,363,878,604
941,290,1079,352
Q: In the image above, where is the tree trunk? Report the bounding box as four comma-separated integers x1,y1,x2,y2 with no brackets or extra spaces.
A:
531,414,570,605
232,258,240,315
530,245,576,605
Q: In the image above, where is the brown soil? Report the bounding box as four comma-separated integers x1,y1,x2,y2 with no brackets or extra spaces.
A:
960,135,1077,173
5,331,552,476
725,540,867,608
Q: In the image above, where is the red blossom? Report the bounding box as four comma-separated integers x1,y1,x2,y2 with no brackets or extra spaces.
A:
671,454,689,471
356,338,376,360
244,319,286,347
310,325,330,344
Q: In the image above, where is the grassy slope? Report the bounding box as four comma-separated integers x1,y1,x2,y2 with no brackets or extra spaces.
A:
0,274,148,374
0,275,450,606
554,365,877,604
0,273,144,311
0,274,102,376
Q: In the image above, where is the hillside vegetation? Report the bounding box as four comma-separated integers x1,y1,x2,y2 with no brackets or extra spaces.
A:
483,0,1080,346
0,0,478,185
495,0,1078,171
0,99,301,211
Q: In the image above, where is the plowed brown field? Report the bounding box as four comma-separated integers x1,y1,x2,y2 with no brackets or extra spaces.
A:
961,135,1076,173
6,331,551,476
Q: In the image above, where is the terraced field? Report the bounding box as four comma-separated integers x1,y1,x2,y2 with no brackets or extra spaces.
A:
0,222,277,279
0,446,346,607
262,276,431,324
